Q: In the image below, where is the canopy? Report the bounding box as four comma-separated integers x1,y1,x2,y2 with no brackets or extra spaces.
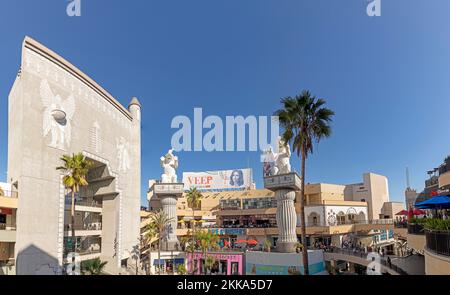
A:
395,210,409,216
416,196,450,209
412,208,426,215
246,239,258,245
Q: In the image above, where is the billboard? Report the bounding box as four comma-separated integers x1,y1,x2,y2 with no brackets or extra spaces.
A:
183,169,252,191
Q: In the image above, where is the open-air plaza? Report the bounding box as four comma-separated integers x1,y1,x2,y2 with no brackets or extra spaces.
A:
1,1,450,283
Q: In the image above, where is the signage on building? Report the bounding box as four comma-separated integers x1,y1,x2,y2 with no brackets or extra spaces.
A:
430,189,450,196
183,169,252,191
208,228,245,236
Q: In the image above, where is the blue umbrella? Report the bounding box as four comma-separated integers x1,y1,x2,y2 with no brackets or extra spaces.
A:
415,196,450,209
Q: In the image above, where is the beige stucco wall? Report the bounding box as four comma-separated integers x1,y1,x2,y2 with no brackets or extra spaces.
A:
425,249,450,275
439,171,450,188
407,234,425,252
381,202,404,218
0,197,18,209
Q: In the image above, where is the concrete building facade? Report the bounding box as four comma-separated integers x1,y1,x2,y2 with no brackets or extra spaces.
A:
344,173,390,220
7,37,141,275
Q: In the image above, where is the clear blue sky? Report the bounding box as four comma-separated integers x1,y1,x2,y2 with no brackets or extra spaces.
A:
1,0,450,207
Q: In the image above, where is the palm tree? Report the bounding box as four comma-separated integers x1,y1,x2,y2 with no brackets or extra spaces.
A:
176,263,187,275
195,230,220,274
205,255,216,275
263,239,272,252
141,223,157,274
148,210,173,275
276,90,334,275
82,258,108,275
186,187,202,273
56,153,93,274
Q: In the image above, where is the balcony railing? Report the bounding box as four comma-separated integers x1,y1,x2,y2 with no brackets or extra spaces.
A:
65,197,102,208
0,190,18,198
65,223,102,231
209,219,394,229
407,223,425,235
0,224,16,231
425,229,450,257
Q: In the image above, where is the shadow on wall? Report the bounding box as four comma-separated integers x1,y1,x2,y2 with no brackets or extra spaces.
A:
16,244,61,275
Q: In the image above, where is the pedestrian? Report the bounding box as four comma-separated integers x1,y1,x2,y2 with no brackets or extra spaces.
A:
387,256,391,267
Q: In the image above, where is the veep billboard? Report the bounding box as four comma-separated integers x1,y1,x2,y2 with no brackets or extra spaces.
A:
183,169,253,191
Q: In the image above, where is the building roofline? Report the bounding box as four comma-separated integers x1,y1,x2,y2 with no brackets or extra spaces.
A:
22,36,132,121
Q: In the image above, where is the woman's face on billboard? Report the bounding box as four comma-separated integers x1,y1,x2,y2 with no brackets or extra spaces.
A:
232,171,240,184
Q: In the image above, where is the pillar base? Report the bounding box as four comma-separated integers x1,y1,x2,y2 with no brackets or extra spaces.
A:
276,242,297,253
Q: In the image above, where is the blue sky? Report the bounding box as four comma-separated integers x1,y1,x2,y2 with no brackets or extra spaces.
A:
1,0,450,206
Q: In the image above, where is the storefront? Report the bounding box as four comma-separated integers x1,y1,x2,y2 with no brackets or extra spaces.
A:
187,252,244,275
153,258,185,274
147,251,186,275
221,215,276,228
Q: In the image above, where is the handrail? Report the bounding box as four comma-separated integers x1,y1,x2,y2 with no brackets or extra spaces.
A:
323,247,409,275
425,229,450,257
0,190,18,198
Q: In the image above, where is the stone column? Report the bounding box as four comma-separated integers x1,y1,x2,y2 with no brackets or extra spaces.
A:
275,189,297,252
264,172,301,253
160,195,178,248
152,183,184,251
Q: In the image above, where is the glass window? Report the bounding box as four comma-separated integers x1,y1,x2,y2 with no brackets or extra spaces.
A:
231,262,239,275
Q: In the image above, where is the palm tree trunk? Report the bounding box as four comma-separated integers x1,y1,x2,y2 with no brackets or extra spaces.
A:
158,239,161,275
300,147,309,275
71,189,76,273
191,209,195,275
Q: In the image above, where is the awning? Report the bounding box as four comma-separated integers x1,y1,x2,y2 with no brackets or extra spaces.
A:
416,196,450,209
153,259,164,265
395,210,409,216
202,215,216,220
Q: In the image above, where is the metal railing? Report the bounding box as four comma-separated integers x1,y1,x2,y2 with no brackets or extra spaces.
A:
0,224,16,230
0,190,18,198
394,222,408,228
65,197,102,208
407,223,425,235
425,229,450,257
203,219,394,230
324,247,409,275
65,223,102,231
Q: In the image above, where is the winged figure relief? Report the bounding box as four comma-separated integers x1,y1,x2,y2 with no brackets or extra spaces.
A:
40,79,75,150
116,137,131,172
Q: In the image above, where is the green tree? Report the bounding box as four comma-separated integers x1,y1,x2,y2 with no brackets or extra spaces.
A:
195,230,220,275
176,263,187,275
276,90,334,275
56,153,93,274
82,258,107,275
148,210,173,275
263,239,272,252
186,187,203,273
205,255,217,275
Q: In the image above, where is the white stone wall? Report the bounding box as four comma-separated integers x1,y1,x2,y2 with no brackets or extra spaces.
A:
8,38,141,274
301,205,368,226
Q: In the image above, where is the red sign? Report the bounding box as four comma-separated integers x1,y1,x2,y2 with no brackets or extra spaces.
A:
0,208,13,215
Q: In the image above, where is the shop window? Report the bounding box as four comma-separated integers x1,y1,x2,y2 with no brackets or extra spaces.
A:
231,262,239,275
166,259,174,274
220,260,227,275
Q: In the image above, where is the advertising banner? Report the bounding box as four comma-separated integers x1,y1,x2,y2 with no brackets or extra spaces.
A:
183,169,252,191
